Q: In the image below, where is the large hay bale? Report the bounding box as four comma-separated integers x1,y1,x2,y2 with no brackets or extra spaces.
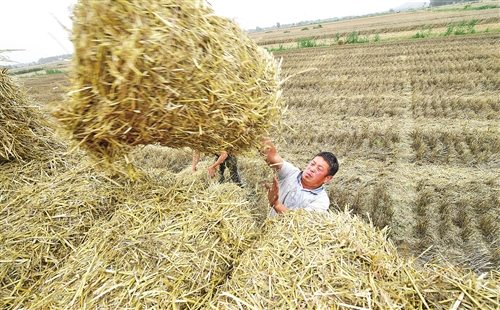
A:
211,210,500,309
55,0,282,165
0,68,64,162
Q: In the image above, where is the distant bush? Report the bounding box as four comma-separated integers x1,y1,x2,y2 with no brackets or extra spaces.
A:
435,4,499,12
301,27,309,31
444,24,454,36
412,29,430,39
475,4,500,10
466,4,499,10
454,21,468,35
11,67,44,75
444,19,476,36
297,37,316,48
346,31,369,44
467,19,477,34
46,69,64,74
412,25,432,39
264,45,287,52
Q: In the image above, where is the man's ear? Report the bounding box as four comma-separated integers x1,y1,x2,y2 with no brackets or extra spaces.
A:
323,175,333,184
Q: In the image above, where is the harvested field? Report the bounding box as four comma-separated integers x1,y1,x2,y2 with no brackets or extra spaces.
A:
268,32,499,270
1,1,500,309
249,0,500,48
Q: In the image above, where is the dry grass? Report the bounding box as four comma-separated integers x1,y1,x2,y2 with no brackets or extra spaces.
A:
0,68,67,162
212,210,500,309
26,180,257,309
1,151,260,309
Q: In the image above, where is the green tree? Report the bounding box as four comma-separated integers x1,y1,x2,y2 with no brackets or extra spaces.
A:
430,0,460,8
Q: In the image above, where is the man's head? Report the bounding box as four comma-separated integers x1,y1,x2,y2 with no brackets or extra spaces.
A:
315,152,339,177
301,152,339,190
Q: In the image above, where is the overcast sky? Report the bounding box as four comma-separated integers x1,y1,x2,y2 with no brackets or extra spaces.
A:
0,0,408,65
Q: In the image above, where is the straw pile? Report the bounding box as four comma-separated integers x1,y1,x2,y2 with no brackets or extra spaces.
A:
26,183,257,309
2,146,499,309
211,210,500,309
0,153,124,308
54,0,282,165
0,68,64,162
0,155,259,309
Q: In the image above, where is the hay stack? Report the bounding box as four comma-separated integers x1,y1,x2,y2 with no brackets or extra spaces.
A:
26,181,257,309
55,0,282,165
0,154,127,309
1,144,259,309
211,210,500,309
0,68,64,161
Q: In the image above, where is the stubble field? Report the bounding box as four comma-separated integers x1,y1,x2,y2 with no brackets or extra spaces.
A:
274,32,500,271
249,0,499,48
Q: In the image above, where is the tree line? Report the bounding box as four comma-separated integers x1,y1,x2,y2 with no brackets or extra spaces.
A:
430,0,477,7
1,53,72,69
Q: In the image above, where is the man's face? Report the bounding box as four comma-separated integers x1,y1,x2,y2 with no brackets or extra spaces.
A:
301,156,333,189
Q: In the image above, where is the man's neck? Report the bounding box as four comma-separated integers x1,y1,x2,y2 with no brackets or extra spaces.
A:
301,179,322,191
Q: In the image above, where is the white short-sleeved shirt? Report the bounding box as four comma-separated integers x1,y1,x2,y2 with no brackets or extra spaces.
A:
268,161,330,218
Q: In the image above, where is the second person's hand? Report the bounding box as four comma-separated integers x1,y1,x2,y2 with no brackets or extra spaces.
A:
208,166,216,178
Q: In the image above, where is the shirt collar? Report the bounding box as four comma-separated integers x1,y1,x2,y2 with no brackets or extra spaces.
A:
297,172,324,194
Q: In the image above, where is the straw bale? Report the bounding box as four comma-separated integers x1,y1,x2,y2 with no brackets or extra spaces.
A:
0,68,65,162
54,0,282,166
28,181,258,309
1,146,215,308
0,154,127,308
212,210,500,309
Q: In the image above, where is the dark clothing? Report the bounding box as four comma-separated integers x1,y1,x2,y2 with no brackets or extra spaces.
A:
215,153,242,187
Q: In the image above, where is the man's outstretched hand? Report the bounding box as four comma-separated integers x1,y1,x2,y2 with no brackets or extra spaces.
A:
265,177,288,214
265,177,279,207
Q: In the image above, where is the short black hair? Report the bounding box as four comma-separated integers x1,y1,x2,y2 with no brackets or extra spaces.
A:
314,152,339,177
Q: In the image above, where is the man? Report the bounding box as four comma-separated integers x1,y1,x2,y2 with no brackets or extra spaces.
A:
192,150,242,187
260,137,338,217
